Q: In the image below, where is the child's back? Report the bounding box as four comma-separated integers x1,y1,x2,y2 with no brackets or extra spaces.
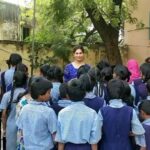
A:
55,79,101,150
17,101,57,150
56,102,101,149
100,105,133,150
16,77,57,150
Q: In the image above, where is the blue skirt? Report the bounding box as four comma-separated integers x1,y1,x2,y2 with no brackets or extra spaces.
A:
65,143,91,150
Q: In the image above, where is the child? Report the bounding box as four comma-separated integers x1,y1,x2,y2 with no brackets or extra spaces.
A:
16,77,57,150
1,53,22,94
77,64,90,78
98,79,146,150
0,71,27,150
139,100,150,150
51,83,72,116
39,64,50,78
79,73,105,113
55,78,102,150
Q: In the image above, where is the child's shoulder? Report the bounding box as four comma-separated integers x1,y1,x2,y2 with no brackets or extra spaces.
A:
58,103,96,116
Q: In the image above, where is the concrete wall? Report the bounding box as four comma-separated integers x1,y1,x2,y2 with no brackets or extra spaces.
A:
124,0,150,65
0,42,106,74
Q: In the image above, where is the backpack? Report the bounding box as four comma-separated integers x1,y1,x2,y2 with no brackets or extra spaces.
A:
133,78,148,105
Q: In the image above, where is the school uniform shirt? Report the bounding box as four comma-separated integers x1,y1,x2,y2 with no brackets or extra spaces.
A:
142,118,150,150
4,66,15,91
147,96,150,100
51,99,72,116
84,91,105,113
51,82,61,103
98,99,146,148
16,101,57,150
0,87,25,150
55,102,102,144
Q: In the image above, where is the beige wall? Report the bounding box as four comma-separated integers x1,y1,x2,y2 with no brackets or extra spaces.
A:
0,42,106,74
124,0,150,65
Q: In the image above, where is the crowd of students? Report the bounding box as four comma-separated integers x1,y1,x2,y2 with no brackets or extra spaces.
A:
0,49,150,150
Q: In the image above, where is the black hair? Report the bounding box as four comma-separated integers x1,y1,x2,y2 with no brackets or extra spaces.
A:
147,79,150,93
96,59,110,72
107,79,125,100
67,78,85,101
77,65,90,78
122,81,134,107
13,71,28,87
73,45,84,53
79,73,96,92
140,63,150,82
139,100,150,115
113,64,131,81
40,64,50,78
101,67,113,82
30,77,53,99
9,71,28,104
88,67,101,83
6,53,22,67
16,76,38,102
16,63,28,74
47,65,63,83
145,57,150,63
59,83,68,99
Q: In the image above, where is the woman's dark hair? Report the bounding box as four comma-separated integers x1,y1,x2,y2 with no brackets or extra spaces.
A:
67,78,85,101
139,100,150,115
30,77,53,99
108,79,125,100
59,83,68,99
122,81,134,107
40,64,50,78
47,65,63,83
6,53,22,67
72,45,84,53
140,63,150,82
113,64,131,81
79,73,96,92
77,65,90,78
96,59,110,72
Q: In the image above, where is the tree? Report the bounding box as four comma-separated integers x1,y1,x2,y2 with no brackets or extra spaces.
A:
25,0,138,66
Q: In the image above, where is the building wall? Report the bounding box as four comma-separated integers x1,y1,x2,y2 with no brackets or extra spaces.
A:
124,0,150,64
0,42,106,74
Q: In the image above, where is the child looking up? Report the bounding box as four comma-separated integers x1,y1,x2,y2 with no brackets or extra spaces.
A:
16,77,57,150
55,78,102,150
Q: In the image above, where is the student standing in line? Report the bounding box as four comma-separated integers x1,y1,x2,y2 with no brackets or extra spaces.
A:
0,71,27,150
98,79,146,150
55,79,102,150
16,77,57,150
51,83,72,116
1,53,22,94
139,100,150,150
79,73,105,113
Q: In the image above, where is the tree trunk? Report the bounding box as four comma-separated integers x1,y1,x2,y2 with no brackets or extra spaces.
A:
85,4,122,65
